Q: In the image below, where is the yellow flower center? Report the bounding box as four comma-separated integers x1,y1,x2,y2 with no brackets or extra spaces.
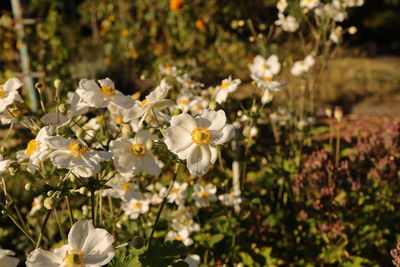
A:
64,249,84,267
263,76,273,82
115,115,123,124
100,86,116,97
130,144,147,157
199,191,209,198
26,140,39,156
263,63,269,69
176,235,183,241
133,201,142,209
171,188,180,195
0,87,6,98
220,81,231,89
140,99,148,106
121,183,132,191
164,66,172,72
193,104,203,110
32,200,38,207
191,127,211,145
187,79,193,84
68,142,88,157
306,0,313,3
178,99,189,105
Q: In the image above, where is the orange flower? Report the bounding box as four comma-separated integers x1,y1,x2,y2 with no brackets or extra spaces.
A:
195,18,206,31
170,0,184,12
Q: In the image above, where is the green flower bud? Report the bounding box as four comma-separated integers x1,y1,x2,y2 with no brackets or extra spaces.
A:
131,236,146,249
54,79,63,90
172,108,182,116
25,183,32,191
44,197,56,210
79,187,88,195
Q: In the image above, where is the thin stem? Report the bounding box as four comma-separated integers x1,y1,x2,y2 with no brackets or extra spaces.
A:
36,210,52,248
65,195,74,226
90,190,96,227
148,163,180,245
55,209,66,242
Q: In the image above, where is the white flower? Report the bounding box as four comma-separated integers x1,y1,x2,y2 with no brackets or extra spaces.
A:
160,182,188,206
330,26,343,44
218,191,242,207
17,126,52,173
171,207,200,233
214,76,241,104
110,130,161,177
275,13,299,32
159,64,178,77
184,254,201,267
102,175,141,201
249,55,281,80
0,154,11,175
242,126,258,138
124,80,174,125
193,183,217,208
121,198,150,219
48,136,112,177
176,91,194,113
177,74,204,90
261,89,274,104
164,110,234,176
315,1,347,22
300,0,320,9
276,0,288,13
0,78,23,113
291,55,315,76
76,78,134,110
346,0,364,7
29,195,43,216
166,229,193,246
0,248,19,267
26,220,114,267
188,96,209,116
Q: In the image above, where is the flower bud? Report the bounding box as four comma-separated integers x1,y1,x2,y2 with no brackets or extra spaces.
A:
75,128,86,139
334,106,343,122
237,110,243,117
146,139,154,150
172,108,182,116
348,26,357,35
122,124,133,136
54,79,63,90
44,197,56,210
8,167,16,175
58,103,69,114
69,173,77,183
25,183,32,191
325,107,332,118
47,190,54,197
131,236,146,249
79,187,88,195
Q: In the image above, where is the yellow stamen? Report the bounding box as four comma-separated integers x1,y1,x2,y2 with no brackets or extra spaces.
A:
140,99,148,106
263,63,269,69
199,191,209,198
115,115,123,124
130,143,147,157
63,249,84,267
171,188,180,195
26,140,39,156
0,87,6,98
263,76,273,82
176,235,183,241
191,127,211,145
133,202,142,209
68,142,88,157
164,66,172,72
178,99,189,105
220,81,230,89
121,183,132,191
100,86,116,97
193,104,203,110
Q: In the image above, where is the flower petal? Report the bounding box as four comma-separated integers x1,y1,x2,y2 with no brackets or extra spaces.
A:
26,248,61,267
187,145,211,176
170,113,197,132
68,220,94,250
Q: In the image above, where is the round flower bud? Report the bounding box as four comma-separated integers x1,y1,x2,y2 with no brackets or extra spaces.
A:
348,26,357,35
25,183,32,191
208,101,217,110
35,82,44,89
47,190,54,197
44,197,56,210
237,110,243,117
122,124,133,136
8,167,16,175
75,128,86,139
58,103,69,114
54,79,63,90
146,139,154,150
172,108,182,116
69,173,77,183
131,236,146,249
79,187,88,195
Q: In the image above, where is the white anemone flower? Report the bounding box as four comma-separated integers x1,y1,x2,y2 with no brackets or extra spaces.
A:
214,76,241,104
275,13,299,32
249,55,281,80
300,0,320,9
26,220,114,267
48,136,112,177
29,195,43,216
16,126,52,173
124,80,174,125
176,91,194,113
0,78,23,113
176,74,204,90
346,0,364,7
291,55,315,76
166,229,193,246
188,96,209,116
164,110,234,176
184,254,201,267
110,130,160,177
102,175,141,201
160,182,188,206
121,198,150,219
261,89,274,104
76,78,134,110
0,248,19,267
218,191,242,207
159,64,178,77
193,183,217,208
171,207,200,233
330,26,343,44
276,0,288,13
315,1,347,22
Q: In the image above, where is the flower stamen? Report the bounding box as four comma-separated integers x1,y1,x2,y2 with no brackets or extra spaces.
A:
68,142,88,157
100,86,116,97
130,144,147,157
26,140,39,156
63,249,85,267
191,127,211,145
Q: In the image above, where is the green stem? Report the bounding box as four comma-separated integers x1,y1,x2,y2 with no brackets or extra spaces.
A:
65,195,74,226
55,209,66,242
91,189,96,226
36,210,52,248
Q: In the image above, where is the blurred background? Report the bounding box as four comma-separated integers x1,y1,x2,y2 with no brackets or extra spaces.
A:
0,0,400,114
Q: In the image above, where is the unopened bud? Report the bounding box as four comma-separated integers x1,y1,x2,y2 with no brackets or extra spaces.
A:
172,109,182,116
348,26,357,35
122,124,133,136
25,183,32,191
131,236,146,249
44,197,56,210
79,187,88,195
325,107,333,118
8,167,16,175
334,106,343,122
146,139,154,150
69,173,77,183
54,79,63,90
47,190,54,197
237,110,243,117
75,128,86,139
58,103,69,114
208,101,217,110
